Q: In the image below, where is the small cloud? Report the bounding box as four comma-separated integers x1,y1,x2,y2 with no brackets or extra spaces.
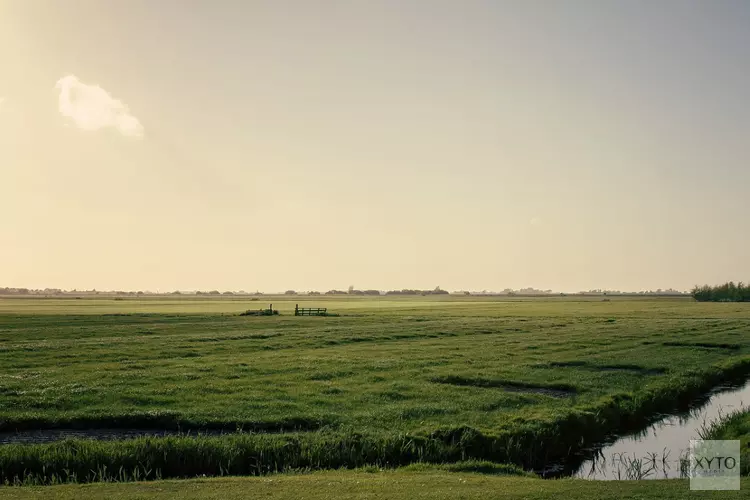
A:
55,75,143,138
0,97,5,109
530,216,542,226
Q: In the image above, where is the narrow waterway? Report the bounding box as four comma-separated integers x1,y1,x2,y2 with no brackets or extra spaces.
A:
574,380,750,480
0,428,230,445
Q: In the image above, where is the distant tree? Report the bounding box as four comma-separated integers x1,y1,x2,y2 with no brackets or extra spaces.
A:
308,291,321,296
348,285,355,294
692,282,750,302
222,291,234,295
284,290,297,295
208,290,221,295
386,288,450,296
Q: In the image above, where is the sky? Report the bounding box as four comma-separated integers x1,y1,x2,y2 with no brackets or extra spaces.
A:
1,1,749,293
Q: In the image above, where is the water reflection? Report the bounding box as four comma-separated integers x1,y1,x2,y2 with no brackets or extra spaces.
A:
574,381,749,480
578,448,691,480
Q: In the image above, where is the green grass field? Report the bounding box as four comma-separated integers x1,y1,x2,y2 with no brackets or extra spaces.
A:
2,470,749,499
0,296,749,487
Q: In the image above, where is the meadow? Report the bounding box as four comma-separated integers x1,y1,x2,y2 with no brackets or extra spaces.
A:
0,296,749,484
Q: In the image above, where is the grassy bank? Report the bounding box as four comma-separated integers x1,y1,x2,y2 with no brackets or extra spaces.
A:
1,469,748,499
700,408,750,475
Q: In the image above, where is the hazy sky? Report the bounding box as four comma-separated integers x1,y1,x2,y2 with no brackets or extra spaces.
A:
2,1,749,292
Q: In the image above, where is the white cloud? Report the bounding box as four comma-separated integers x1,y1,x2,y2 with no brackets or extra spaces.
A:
0,97,5,109
530,216,542,226
55,75,143,138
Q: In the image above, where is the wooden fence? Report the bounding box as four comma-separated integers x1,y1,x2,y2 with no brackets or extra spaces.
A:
294,304,327,316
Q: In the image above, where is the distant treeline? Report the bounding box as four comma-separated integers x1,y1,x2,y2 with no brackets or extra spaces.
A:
0,287,63,295
316,288,450,296
385,288,450,296
691,282,750,302
1,287,692,297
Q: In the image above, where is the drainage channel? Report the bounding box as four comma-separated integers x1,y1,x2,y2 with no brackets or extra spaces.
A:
555,379,750,480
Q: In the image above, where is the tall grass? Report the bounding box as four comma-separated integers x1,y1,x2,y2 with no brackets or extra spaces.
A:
697,406,750,476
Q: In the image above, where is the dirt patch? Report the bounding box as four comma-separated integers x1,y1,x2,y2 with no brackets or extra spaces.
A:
662,341,741,350
0,428,200,445
0,415,334,437
546,361,666,375
186,333,279,343
309,370,355,381
430,375,576,398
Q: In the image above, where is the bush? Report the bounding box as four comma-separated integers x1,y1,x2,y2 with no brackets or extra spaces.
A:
240,308,278,316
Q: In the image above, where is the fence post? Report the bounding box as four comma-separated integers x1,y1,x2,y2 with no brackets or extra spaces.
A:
295,304,299,316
